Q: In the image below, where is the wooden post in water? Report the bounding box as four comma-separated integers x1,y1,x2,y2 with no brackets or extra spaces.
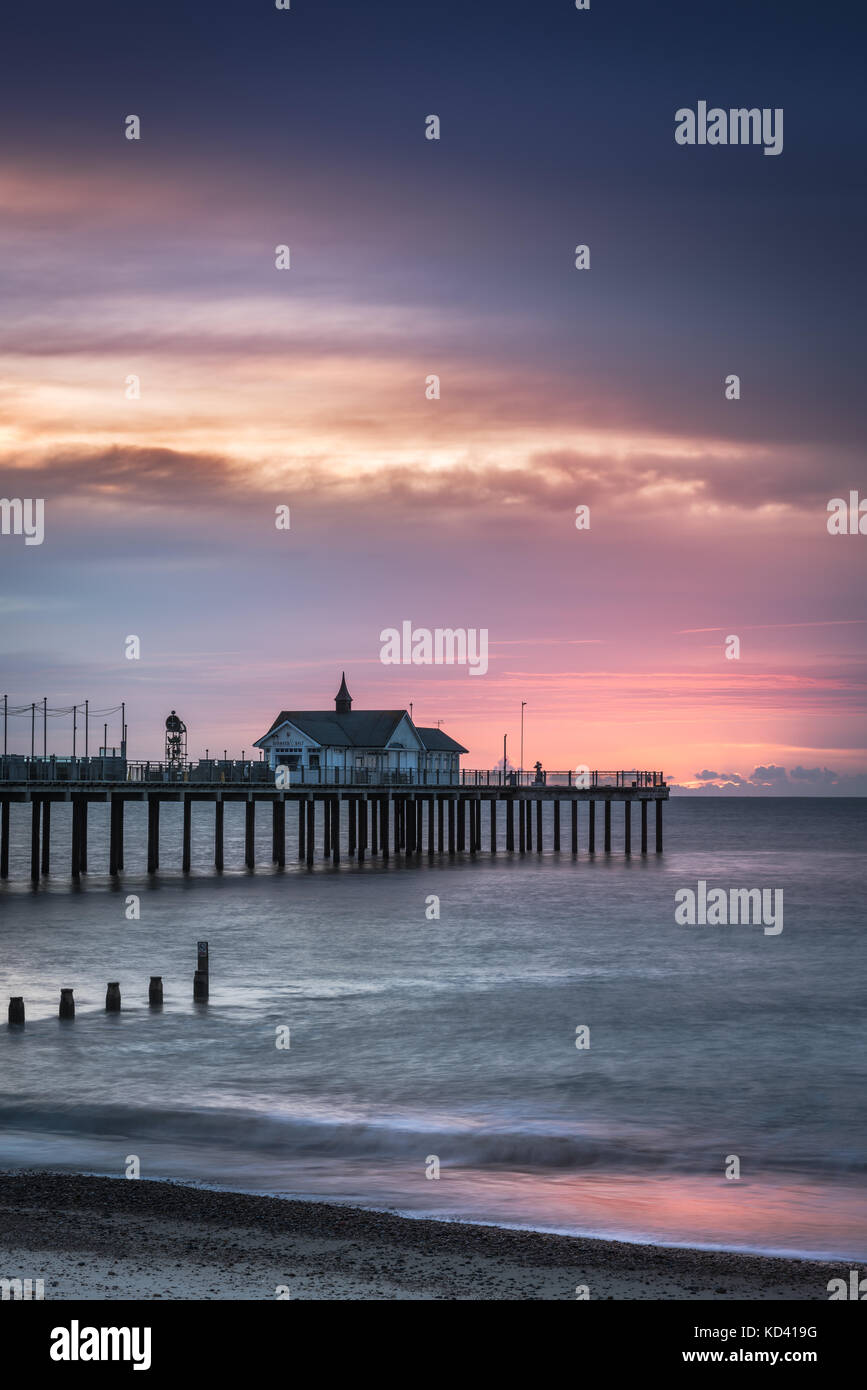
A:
553,800,560,851
148,976,163,1006
518,799,525,853
323,797,331,858
245,800,255,869
59,988,74,1019
194,940,209,1001
306,798,315,866
428,796,435,856
8,997,24,1025
331,798,340,864
147,797,159,874
405,797,415,857
536,800,542,852
0,801,9,878
41,801,50,876
588,800,595,852
624,801,631,855
656,799,663,853
348,798,357,857
297,799,305,861
526,800,533,852
71,797,81,878
447,798,455,853
105,982,121,1012
182,796,192,872
490,798,497,853
109,796,123,875
276,800,286,867
30,799,40,881
380,796,389,859
506,798,514,851
214,799,224,871
79,799,88,873
571,799,578,853
641,799,648,853
437,796,444,852
370,797,378,856
604,800,611,852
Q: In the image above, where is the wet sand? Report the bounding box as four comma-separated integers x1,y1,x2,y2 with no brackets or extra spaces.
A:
0,1173,845,1300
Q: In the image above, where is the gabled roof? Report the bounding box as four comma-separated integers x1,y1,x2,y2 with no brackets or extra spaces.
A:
415,727,469,754
256,710,413,749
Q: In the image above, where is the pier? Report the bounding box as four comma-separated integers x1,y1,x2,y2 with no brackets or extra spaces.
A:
0,759,668,880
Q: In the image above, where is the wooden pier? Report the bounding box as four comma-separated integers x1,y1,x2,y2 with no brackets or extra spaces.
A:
0,765,668,880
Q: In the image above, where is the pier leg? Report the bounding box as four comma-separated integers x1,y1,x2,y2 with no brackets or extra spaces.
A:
277,799,286,867
641,799,648,853
536,800,542,852
405,798,414,857
571,799,577,853
369,797,377,855
447,798,455,854
271,801,279,862
245,800,255,869
332,799,340,865
324,797,331,858
79,799,88,873
30,800,41,881
624,800,631,855
518,799,525,853
1,801,9,878
109,796,123,876
41,800,50,876
381,797,389,859
457,798,465,852
71,797,81,878
588,800,595,853
147,798,159,873
348,799,356,857
437,796,444,852
526,800,532,852
490,798,497,853
416,799,423,854
297,799,305,862
182,796,192,872
306,798,315,866
553,800,560,851
428,797,434,856
215,800,224,872
358,798,367,862
604,800,611,853
656,799,663,853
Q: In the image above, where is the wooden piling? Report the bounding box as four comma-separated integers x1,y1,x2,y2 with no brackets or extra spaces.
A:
194,940,209,1001
276,799,286,867
245,800,255,869
428,796,435,856
641,799,648,853
380,796,389,859
370,797,378,856
604,799,611,852
30,799,40,881
323,797,331,858
437,796,444,852
447,797,455,853
297,799,305,861
0,801,9,878
526,799,532,853
59,988,74,1019
8,997,24,1025
536,799,542,852
148,976,163,1006
41,800,50,876
147,797,159,874
624,800,631,855
214,799,224,871
79,798,88,873
571,799,578,853
588,800,595,852
656,799,663,853
506,798,514,851
306,798,315,866
490,798,497,853
182,796,192,872
553,800,560,851
331,798,340,864
71,797,81,878
348,797,357,856
109,796,123,875
105,982,121,1012
518,799,525,853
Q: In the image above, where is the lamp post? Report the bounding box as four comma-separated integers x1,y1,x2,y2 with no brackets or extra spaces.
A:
503,733,507,784
520,701,527,781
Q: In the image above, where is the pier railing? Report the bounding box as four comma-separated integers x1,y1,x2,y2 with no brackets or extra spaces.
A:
0,756,665,789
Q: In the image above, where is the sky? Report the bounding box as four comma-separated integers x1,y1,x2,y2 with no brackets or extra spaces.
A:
1,0,865,791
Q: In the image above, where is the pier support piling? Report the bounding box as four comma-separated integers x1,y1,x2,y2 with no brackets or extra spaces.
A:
30,799,40,881
147,798,159,874
588,800,595,853
41,801,50,876
245,800,255,869
182,796,192,872
656,799,663,853
624,801,631,855
571,799,578,853
1,801,9,878
554,800,560,851
641,799,648,854
214,800,224,872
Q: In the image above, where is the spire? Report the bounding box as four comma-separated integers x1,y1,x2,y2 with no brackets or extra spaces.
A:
335,671,352,714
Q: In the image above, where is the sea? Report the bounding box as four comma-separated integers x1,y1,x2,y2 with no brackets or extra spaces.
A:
1,796,864,1260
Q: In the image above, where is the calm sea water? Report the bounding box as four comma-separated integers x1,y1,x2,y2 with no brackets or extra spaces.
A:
1,797,864,1259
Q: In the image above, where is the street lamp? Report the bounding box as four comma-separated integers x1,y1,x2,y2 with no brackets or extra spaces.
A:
520,701,527,779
